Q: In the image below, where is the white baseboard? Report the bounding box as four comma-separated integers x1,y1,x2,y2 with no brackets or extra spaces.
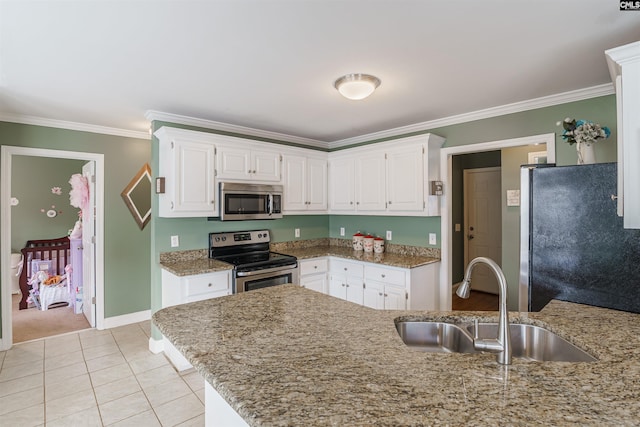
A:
163,337,193,371
149,337,164,354
102,309,151,330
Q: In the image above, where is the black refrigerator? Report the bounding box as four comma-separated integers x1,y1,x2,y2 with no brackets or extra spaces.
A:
520,162,640,313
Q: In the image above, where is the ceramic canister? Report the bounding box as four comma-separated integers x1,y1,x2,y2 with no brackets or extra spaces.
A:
373,236,385,253
352,232,364,251
363,234,375,253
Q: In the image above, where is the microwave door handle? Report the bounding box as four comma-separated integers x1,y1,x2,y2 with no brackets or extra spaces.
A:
267,193,273,215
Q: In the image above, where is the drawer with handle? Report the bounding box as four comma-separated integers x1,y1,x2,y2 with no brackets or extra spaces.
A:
300,258,329,276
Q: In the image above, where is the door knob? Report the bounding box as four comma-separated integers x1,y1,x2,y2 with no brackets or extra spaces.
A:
468,234,475,240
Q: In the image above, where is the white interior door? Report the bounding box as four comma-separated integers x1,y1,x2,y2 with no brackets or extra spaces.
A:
463,167,502,294
82,161,96,326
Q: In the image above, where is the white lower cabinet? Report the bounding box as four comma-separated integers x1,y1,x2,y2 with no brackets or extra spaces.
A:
363,265,408,310
329,259,364,305
326,258,440,311
299,257,329,293
161,269,232,370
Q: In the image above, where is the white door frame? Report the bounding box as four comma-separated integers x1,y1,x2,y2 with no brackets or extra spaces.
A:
438,133,555,310
1,146,105,350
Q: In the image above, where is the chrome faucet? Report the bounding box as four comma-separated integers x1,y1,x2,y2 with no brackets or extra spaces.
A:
457,257,512,365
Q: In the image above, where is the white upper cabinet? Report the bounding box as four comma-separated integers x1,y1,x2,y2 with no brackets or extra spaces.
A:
328,156,356,211
386,145,424,212
156,127,217,218
217,146,281,182
355,151,387,211
282,152,328,213
328,133,444,216
606,41,640,229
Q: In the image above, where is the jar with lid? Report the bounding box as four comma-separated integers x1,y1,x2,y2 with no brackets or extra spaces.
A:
363,234,375,253
352,232,364,251
373,236,385,253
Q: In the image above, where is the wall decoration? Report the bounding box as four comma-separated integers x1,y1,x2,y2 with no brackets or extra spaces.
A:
121,163,152,230
51,186,62,195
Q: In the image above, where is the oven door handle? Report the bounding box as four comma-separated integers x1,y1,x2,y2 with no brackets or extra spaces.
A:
236,264,297,277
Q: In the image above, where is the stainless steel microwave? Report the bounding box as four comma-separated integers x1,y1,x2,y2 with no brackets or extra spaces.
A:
219,182,283,220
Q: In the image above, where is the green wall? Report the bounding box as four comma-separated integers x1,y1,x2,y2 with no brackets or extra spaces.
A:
0,122,151,340
328,215,440,247
11,156,85,252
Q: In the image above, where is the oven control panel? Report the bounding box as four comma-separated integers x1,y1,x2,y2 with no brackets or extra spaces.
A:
210,230,270,248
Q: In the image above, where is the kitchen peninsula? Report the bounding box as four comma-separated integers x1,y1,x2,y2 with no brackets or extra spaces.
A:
153,285,640,426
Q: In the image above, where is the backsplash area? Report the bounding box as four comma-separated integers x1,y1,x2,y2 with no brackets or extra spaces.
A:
161,238,441,263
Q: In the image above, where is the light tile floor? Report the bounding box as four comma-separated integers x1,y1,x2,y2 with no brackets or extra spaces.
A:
0,321,205,426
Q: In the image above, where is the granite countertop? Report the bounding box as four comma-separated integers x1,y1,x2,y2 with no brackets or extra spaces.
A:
160,258,233,277
153,285,640,426
280,245,439,269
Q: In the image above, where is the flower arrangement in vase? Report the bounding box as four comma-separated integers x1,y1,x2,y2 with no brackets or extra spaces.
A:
557,118,611,165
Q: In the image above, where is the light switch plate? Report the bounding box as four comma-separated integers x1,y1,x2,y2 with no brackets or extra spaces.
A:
429,233,437,245
295,228,300,238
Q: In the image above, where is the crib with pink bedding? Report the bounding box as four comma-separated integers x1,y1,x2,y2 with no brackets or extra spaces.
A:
18,236,70,310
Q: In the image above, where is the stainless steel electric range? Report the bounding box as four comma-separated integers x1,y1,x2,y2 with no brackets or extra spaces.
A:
209,230,298,294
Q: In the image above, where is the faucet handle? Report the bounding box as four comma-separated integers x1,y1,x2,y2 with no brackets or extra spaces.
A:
474,318,479,340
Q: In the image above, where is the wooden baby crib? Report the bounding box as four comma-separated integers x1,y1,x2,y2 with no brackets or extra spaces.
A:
18,236,70,310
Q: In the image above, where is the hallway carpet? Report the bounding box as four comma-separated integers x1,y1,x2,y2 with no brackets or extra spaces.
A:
12,294,91,343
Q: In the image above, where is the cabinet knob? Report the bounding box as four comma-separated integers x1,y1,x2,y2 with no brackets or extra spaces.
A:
350,201,353,205
342,283,346,287
384,293,388,297
356,202,360,205
381,274,385,278
346,284,350,288
314,265,318,269
208,283,212,287
343,267,347,271
379,292,383,296
388,201,392,205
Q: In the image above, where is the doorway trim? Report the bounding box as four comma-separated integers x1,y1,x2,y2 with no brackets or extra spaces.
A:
1,146,105,350
438,133,556,310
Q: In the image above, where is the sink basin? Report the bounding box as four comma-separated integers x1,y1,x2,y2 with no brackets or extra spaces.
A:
468,323,597,362
395,321,476,354
396,321,597,362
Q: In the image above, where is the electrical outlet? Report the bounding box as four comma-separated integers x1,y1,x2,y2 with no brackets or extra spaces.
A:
295,228,300,238
170,235,179,247
429,233,437,245
340,227,345,236
386,230,392,241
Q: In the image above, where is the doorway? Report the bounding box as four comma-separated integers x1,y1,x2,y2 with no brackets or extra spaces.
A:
439,133,556,311
1,146,105,350
463,167,502,294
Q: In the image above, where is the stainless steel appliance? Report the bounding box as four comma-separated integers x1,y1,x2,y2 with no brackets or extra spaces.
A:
219,182,283,220
209,229,298,294
519,163,640,314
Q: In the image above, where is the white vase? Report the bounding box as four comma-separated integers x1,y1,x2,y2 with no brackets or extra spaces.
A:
576,142,596,165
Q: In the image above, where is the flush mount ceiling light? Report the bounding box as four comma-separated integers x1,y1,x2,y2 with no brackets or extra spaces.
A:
334,73,381,100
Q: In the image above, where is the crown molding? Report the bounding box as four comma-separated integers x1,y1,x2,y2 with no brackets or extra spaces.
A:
0,113,150,140
329,83,615,149
144,110,328,149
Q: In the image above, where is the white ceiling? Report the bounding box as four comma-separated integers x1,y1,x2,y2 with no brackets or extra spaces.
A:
0,1,638,145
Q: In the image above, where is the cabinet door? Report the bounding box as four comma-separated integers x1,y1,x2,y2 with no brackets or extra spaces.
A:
306,157,328,211
283,155,307,211
355,152,386,211
387,145,424,211
329,157,355,211
329,275,347,299
301,274,327,294
217,146,251,180
384,284,407,310
168,139,216,216
363,280,385,309
252,150,281,182
345,276,364,305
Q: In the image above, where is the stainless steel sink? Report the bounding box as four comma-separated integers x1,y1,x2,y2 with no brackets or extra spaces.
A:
395,321,476,354
395,321,597,362
469,323,597,362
